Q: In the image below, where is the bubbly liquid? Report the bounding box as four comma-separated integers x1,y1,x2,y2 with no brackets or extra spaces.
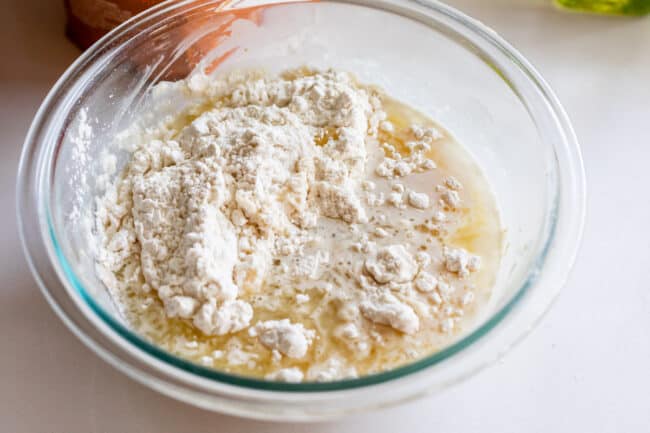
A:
116,87,503,381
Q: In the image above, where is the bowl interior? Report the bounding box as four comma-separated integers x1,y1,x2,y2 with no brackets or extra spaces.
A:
46,0,557,390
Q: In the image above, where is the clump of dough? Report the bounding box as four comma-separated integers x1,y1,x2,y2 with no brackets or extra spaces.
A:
250,319,316,358
365,244,418,284
360,292,419,334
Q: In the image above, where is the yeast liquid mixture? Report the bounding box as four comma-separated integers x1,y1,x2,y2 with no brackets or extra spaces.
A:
97,69,502,382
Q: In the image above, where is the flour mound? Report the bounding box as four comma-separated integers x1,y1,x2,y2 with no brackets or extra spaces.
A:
96,70,382,336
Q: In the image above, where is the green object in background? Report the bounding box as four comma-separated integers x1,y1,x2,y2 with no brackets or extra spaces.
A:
555,0,650,15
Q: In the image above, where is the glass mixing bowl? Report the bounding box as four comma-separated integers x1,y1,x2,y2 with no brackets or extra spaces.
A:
17,0,585,421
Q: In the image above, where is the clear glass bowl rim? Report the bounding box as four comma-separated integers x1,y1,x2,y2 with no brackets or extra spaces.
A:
17,0,586,397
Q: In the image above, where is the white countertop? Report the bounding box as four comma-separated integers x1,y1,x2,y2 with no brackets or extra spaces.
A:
2,1,649,431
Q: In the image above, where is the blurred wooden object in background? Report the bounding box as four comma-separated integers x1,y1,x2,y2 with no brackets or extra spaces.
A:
64,0,164,49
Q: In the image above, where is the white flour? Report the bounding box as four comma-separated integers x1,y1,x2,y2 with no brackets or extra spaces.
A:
98,71,379,338
95,68,501,382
